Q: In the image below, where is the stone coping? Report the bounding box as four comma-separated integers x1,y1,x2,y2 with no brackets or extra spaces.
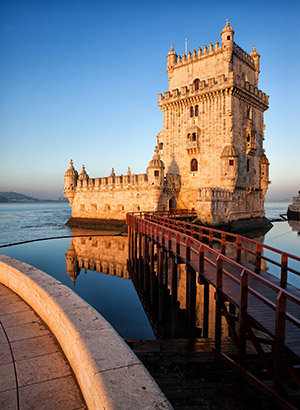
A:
0,255,173,410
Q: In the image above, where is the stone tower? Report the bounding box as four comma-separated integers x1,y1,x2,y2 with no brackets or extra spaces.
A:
63,21,270,229
157,20,270,226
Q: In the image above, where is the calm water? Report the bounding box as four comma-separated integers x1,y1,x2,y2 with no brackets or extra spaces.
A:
0,201,299,339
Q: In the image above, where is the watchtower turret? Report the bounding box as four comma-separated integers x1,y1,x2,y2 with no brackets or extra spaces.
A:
64,160,78,204
147,147,165,187
221,19,234,63
167,44,177,73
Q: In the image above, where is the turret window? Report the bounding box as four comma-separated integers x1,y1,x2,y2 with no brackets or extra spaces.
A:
154,170,159,177
195,105,199,116
227,36,230,40
191,158,198,172
191,132,197,141
229,159,234,166
159,142,163,150
190,106,194,117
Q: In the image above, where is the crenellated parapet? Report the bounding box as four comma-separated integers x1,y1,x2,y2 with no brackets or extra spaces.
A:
233,43,255,68
198,188,232,201
76,172,149,191
158,71,268,109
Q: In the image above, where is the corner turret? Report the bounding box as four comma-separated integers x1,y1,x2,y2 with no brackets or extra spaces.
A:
147,146,165,187
221,19,234,63
64,160,78,205
167,44,177,73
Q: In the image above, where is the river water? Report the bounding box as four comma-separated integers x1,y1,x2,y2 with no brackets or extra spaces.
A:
0,201,299,339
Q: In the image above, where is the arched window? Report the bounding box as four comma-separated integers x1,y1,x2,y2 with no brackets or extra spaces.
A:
159,142,163,150
194,79,200,90
191,158,198,172
190,106,194,117
195,105,199,116
191,132,197,141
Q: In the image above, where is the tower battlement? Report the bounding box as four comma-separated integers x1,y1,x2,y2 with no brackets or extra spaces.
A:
158,71,268,107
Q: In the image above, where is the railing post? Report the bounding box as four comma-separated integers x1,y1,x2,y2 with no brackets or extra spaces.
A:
280,253,288,288
158,245,164,286
190,226,194,238
186,237,191,263
236,236,241,262
199,244,204,274
273,291,287,393
161,227,165,247
239,270,248,367
221,232,226,255
199,227,203,243
209,231,213,248
168,231,172,252
215,256,223,351
255,243,262,273
171,255,177,303
176,233,180,258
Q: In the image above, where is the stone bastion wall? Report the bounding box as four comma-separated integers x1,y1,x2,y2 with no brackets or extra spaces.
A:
0,255,172,410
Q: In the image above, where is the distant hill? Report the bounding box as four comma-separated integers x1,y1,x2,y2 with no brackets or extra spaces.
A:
0,191,40,203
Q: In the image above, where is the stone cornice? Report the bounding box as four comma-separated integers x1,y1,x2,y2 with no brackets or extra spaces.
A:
158,72,268,111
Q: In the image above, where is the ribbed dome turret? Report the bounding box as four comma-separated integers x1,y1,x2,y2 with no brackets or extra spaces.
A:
221,19,234,37
147,146,165,187
64,159,78,178
78,165,89,180
221,145,238,157
148,146,165,169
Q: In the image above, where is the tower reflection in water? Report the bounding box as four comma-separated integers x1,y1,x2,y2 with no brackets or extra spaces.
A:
65,235,236,340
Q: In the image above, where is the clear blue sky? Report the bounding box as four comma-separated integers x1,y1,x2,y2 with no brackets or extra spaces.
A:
0,0,299,200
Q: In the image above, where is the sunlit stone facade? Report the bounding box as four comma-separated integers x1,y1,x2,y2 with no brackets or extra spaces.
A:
64,21,270,227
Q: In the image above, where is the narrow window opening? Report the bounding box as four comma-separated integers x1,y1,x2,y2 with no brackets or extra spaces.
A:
194,79,200,90
154,170,159,177
195,105,199,116
190,106,194,117
229,159,234,166
227,35,230,40
159,142,163,150
191,158,198,172
192,133,197,141
247,159,250,172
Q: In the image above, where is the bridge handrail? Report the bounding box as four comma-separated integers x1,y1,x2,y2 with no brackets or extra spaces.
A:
127,213,300,333
134,212,300,287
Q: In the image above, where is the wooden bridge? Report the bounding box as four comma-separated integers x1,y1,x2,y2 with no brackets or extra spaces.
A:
126,210,300,410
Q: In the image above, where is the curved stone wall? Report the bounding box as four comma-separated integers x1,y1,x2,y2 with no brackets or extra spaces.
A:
0,255,172,410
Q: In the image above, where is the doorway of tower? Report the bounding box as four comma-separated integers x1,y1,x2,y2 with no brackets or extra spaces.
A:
169,197,177,210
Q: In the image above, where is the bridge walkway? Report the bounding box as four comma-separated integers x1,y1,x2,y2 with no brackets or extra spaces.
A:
127,211,300,410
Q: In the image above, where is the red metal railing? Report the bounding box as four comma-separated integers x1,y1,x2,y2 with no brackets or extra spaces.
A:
126,211,300,408
139,212,300,288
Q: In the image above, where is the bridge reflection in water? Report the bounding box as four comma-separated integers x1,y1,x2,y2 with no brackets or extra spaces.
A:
65,235,226,341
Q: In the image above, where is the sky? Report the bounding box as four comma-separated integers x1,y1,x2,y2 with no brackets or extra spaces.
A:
0,0,299,200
